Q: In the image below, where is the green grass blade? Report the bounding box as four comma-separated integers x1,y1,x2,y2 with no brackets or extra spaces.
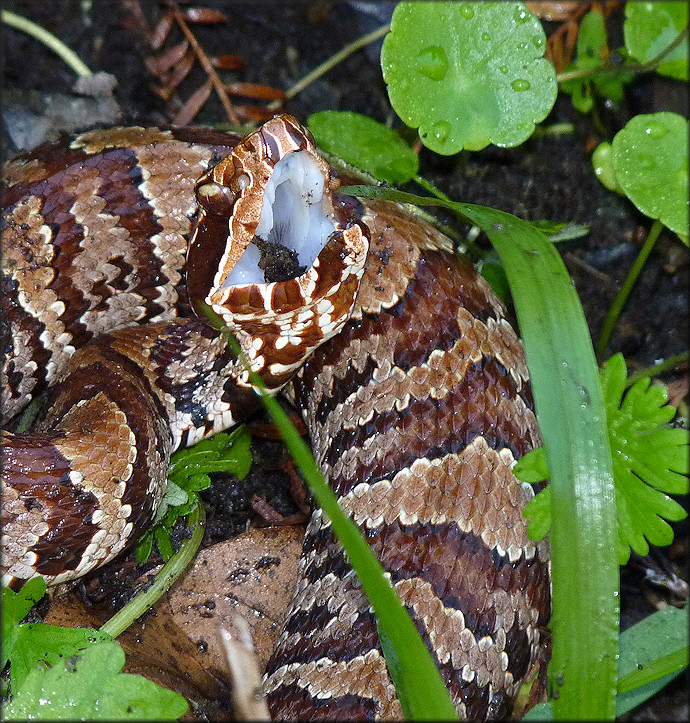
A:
617,647,687,695
341,185,620,720
459,205,619,721
615,605,688,715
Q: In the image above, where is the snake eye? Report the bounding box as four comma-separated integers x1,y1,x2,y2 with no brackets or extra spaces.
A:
195,181,237,216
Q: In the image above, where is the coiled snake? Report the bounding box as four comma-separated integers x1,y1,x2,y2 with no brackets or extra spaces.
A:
1,115,550,719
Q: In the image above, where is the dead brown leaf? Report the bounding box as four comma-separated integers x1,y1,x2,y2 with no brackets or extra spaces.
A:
43,525,305,720
164,525,304,671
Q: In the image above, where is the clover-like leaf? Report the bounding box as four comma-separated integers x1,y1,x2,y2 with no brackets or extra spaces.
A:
520,353,688,564
611,112,688,239
381,1,557,154
592,141,623,194
307,111,419,184
625,1,688,81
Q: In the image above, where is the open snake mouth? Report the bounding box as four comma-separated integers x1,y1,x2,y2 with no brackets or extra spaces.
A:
187,116,369,389
221,150,338,288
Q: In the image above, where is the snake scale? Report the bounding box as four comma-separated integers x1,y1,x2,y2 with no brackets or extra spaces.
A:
1,115,550,720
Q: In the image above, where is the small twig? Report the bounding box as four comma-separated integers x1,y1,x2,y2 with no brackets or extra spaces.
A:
556,24,688,83
220,620,271,721
595,219,664,360
1,9,93,77
544,1,591,72
167,2,240,125
267,23,390,110
563,252,618,288
625,352,689,389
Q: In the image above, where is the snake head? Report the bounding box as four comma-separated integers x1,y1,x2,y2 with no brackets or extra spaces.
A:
187,115,369,391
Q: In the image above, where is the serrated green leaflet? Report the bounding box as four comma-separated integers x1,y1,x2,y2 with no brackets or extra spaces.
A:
3,576,113,698
625,1,688,81
137,426,252,564
168,426,252,482
513,446,549,485
307,111,419,183
340,183,619,719
601,354,688,563
381,2,556,153
7,621,111,694
519,353,688,564
612,112,688,239
2,579,48,686
2,577,46,630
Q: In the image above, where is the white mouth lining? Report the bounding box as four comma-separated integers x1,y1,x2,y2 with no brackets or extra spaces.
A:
222,151,337,287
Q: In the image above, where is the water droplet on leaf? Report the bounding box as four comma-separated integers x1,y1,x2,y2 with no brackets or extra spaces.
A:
499,65,508,74
460,4,475,19
514,9,530,23
638,154,654,170
417,46,448,81
532,36,544,48
512,79,531,92
645,121,667,139
430,120,450,143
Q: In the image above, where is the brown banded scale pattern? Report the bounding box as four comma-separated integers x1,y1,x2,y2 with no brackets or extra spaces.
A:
263,201,550,719
2,116,550,718
2,125,240,421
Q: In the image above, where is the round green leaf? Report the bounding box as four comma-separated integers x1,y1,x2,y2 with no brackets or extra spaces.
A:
381,1,557,154
625,1,688,81
592,141,623,194
611,112,688,238
307,111,419,184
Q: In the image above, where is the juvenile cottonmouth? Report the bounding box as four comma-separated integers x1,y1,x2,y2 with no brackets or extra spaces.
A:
1,115,550,719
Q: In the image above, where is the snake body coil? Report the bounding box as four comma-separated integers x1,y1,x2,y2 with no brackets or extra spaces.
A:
2,116,550,719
